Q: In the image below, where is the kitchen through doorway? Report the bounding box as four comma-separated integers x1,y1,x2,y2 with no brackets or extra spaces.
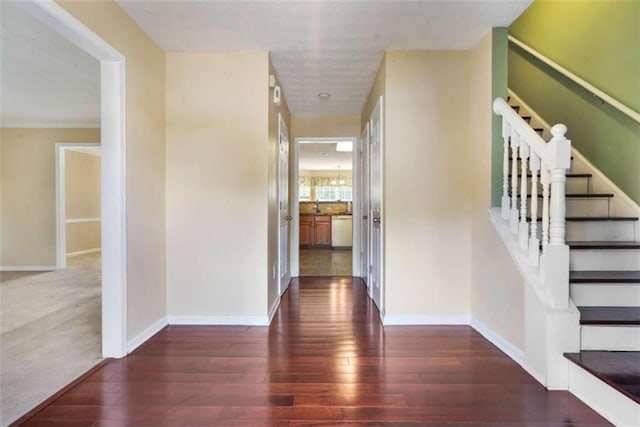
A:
292,137,358,277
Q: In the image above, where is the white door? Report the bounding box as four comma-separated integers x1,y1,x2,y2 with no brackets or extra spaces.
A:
278,114,291,295
369,97,383,313
360,125,370,289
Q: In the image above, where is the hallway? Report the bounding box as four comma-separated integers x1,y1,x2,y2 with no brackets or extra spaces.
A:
19,277,609,425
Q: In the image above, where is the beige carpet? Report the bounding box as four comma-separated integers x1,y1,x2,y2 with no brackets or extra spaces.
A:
0,254,102,426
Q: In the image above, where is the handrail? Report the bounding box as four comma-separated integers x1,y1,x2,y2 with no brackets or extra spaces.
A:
508,35,640,124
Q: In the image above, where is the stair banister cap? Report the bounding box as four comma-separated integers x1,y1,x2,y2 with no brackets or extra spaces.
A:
551,124,568,138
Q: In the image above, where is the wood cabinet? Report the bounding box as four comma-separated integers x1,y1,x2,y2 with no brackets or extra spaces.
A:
299,215,331,248
299,215,314,246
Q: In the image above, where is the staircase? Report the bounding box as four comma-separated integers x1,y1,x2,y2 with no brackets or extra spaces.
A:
498,92,640,426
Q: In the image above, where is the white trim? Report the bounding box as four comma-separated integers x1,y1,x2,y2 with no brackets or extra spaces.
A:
168,315,270,326
291,136,359,278
383,314,471,325
25,0,128,358
66,248,101,258
568,361,640,427
55,142,101,270
0,122,101,129
0,266,57,272
66,217,101,224
127,316,168,354
508,35,640,123
470,316,524,364
268,297,281,324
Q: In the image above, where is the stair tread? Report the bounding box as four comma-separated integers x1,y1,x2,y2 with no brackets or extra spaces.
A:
508,173,591,178
564,351,640,404
571,270,640,283
513,193,613,198
528,216,638,222
578,306,640,325
568,241,640,249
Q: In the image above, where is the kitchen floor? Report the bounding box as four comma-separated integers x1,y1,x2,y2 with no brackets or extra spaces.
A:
299,248,352,276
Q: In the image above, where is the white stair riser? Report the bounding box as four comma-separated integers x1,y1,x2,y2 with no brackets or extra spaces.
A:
525,198,610,217
532,221,637,242
581,325,640,350
568,362,640,427
516,177,590,194
570,249,640,271
571,284,640,306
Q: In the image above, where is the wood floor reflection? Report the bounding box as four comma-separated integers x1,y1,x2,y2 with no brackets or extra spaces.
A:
20,277,610,425
299,249,352,276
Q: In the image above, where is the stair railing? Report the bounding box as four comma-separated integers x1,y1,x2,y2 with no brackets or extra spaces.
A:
493,97,572,309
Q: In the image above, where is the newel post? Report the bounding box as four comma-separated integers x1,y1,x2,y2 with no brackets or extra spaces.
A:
541,124,572,309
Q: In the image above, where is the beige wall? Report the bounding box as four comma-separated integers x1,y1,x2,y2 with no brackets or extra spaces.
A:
65,150,101,254
268,58,291,314
0,128,100,266
362,54,386,130
166,52,270,319
469,32,524,349
363,51,474,319
57,0,167,341
291,115,361,140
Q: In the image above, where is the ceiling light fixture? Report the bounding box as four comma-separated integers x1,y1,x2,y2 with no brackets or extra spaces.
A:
318,92,330,100
336,141,352,152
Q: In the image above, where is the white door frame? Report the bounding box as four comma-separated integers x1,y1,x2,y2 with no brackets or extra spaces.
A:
20,0,128,358
291,136,360,277
55,143,101,269
277,113,291,296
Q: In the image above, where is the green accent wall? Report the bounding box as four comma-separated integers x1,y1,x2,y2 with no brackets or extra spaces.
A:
491,28,508,207
508,0,640,204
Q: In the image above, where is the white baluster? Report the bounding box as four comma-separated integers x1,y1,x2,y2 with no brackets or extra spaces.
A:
528,152,541,266
509,130,520,234
501,119,511,219
540,165,550,253
541,124,571,309
518,142,530,249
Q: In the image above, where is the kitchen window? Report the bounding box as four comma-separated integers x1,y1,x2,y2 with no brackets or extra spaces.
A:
299,185,311,201
316,186,352,202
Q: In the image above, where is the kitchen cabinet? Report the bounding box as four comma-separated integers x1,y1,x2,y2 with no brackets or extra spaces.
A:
314,216,332,246
299,215,331,248
300,215,313,246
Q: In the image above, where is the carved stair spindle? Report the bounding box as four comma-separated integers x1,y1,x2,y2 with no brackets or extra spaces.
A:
542,124,572,309
509,130,521,234
541,165,551,253
528,151,541,266
518,142,530,249
501,119,511,219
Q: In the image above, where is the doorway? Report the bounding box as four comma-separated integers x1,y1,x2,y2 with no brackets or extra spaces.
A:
291,137,359,277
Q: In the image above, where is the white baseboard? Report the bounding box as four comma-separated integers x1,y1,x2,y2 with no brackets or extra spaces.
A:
0,265,57,272
127,315,168,354
382,314,471,325
66,248,101,258
168,315,270,326
470,316,524,364
268,297,281,324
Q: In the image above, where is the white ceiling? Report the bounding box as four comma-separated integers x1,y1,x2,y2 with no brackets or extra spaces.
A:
117,0,532,115
299,141,353,170
0,0,100,127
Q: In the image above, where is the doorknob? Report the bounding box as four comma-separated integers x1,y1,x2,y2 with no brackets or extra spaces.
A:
362,215,368,220
372,217,380,223
286,215,293,221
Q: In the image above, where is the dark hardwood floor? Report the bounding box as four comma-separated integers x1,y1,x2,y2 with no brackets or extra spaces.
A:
17,277,610,426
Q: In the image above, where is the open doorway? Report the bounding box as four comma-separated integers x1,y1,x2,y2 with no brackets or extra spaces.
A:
0,0,126,423
291,137,359,276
